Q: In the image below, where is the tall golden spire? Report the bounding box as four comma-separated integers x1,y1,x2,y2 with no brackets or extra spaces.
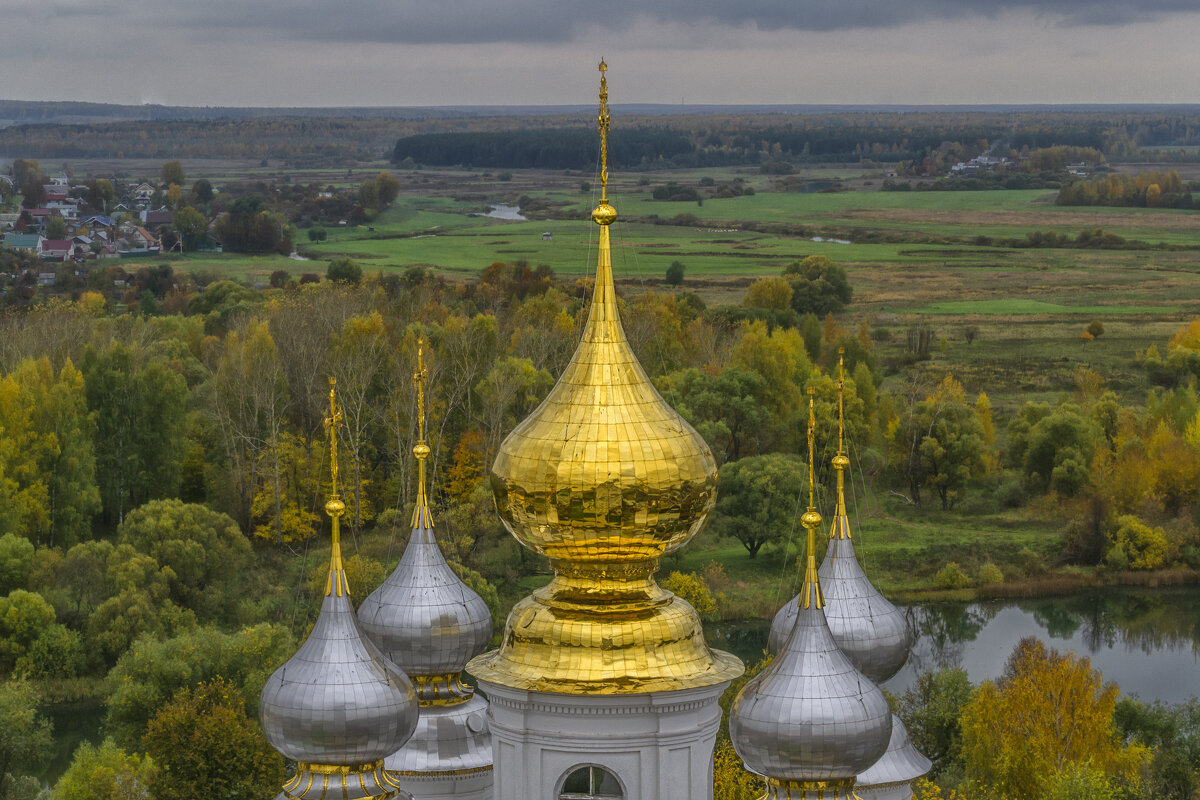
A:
324,377,348,598
800,387,824,610
472,61,741,695
831,348,852,540
411,339,433,530
591,59,618,308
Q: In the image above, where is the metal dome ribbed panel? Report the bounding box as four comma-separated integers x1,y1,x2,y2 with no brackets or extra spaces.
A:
384,692,492,773
857,714,932,789
259,586,419,764
731,603,892,780
358,523,492,677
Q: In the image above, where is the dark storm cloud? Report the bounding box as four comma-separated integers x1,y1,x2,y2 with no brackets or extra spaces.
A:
23,0,1192,45
113,0,1199,43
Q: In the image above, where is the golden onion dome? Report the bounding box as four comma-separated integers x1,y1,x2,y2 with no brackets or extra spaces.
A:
489,117,715,566
469,60,741,696
488,235,717,561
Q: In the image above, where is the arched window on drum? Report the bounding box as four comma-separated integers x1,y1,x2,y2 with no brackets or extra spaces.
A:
558,765,624,799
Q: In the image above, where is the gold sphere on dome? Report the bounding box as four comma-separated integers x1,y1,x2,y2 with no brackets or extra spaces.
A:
801,509,823,530
413,443,431,459
325,497,346,517
832,453,850,470
591,203,617,226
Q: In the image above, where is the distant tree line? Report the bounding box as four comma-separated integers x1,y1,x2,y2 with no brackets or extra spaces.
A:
1057,170,1200,209
392,127,695,170
391,117,1135,171
7,109,1200,166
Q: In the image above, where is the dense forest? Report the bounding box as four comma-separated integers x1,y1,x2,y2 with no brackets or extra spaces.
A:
0,254,1195,797
6,107,1200,166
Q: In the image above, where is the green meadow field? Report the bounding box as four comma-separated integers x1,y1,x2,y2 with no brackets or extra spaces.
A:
176,165,1200,422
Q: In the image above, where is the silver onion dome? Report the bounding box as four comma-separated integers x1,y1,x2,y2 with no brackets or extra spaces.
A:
856,714,932,797
769,359,912,683
358,519,492,681
259,379,419,796
732,391,892,797
359,343,492,685
769,530,913,683
358,344,493,779
734,597,893,782
358,505,494,776
259,575,419,764
817,532,912,682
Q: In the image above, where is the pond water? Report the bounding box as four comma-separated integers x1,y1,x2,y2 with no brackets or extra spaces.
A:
483,203,526,220
36,700,104,784
707,587,1200,704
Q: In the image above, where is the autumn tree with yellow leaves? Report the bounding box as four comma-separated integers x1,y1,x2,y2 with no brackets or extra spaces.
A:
961,638,1148,800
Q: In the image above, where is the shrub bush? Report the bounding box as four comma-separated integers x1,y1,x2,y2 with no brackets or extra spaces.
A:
934,562,970,590
978,563,1004,586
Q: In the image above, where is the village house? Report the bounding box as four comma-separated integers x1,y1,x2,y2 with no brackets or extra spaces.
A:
142,208,173,227
4,233,42,252
39,239,72,261
131,183,155,206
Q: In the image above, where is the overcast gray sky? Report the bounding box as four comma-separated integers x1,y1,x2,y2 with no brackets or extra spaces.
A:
2,1,1197,106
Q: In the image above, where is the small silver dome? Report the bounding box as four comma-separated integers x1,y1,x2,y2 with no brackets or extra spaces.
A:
818,533,912,682
770,532,912,683
857,714,932,790
769,354,913,683
770,443,912,684
734,394,891,788
360,343,493,688
259,569,420,764
358,518,492,680
732,601,893,780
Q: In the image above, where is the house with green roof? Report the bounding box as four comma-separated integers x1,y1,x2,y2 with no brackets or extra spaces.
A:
3,233,42,252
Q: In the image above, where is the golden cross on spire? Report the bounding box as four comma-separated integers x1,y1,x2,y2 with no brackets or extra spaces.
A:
831,349,852,539
324,377,344,503
414,339,428,448
837,348,846,456
411,340,433,529
323,377,347,597
806,386,817,511
598,58,610,204
800,386,824,609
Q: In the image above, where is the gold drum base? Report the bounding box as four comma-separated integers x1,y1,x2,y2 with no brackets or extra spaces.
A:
761,778,860,800
468,562,742,694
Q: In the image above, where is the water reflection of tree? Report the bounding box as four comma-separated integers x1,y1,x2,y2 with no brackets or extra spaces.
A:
1022,590,1200,656
1029,602,1083,640
1107,591,1200,656
909,603,999,671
